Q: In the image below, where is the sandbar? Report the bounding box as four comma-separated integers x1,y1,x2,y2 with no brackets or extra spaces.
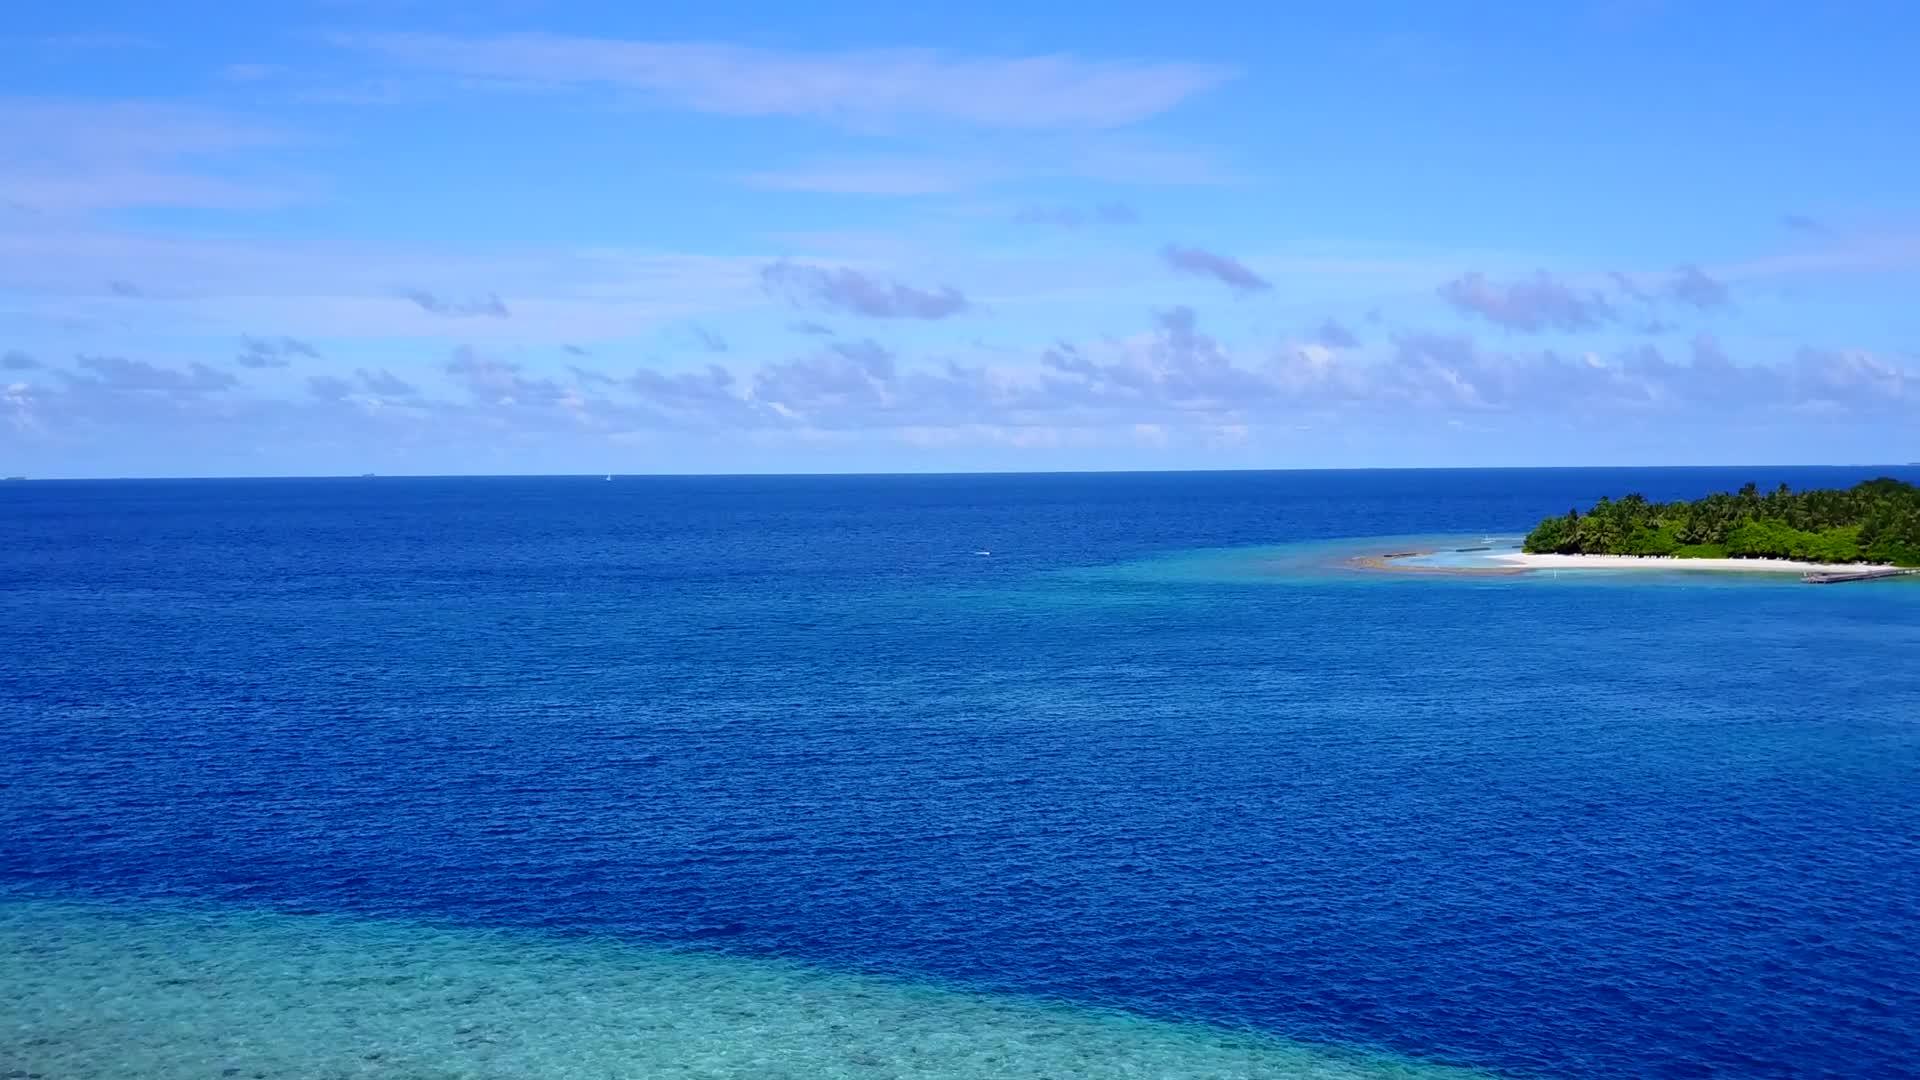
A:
1348,551,1527,575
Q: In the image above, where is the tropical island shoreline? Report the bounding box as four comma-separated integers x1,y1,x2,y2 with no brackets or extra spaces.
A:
1351,477,1920,580
1491,551,1895,574
1523,478,1920,567
1348,548,1896,577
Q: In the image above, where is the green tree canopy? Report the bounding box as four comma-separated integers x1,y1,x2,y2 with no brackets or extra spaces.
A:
1522,478,1920,566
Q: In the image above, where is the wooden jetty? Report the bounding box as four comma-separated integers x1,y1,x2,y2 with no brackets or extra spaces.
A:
1801,567,1920,585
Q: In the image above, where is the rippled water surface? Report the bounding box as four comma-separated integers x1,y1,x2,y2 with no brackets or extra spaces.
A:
4,468,1918,1078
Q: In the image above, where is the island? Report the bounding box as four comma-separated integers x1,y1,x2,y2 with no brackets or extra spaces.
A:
1521,478,1920,568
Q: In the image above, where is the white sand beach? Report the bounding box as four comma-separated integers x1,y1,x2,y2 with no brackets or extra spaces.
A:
1487,552,1896,574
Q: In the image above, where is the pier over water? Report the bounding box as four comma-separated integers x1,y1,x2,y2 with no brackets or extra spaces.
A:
1801,567,1920,584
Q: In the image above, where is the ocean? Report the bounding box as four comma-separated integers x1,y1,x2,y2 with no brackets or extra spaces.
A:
3,467,1916,1079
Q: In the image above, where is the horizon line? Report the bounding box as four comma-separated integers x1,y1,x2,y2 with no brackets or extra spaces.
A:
6,463,1918,483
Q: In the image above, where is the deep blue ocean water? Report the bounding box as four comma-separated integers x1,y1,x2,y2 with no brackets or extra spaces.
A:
3,467,1917,1079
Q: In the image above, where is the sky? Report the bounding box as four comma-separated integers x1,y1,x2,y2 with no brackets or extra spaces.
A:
2,2,1917,477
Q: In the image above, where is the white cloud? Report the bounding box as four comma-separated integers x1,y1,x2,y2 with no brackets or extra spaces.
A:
736,159,996,195
5,322,1914,472
335,33,1238,131
0,223,774,342
0,99,302,213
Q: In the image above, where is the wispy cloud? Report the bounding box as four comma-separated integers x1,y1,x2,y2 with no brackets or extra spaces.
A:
27,33,157,51
1160,245,1271,293
1780,213,1826,233
1608,270,1651,303
737,137,1232,194
0,98,299,213
444,347,575,407
761,261,972,320
0,171,305,213
0,222,772,343
1663,264,1730,309
2,350,39,371
1014,203,1140,227
11,318,1915,458
1713,229,1920,279
690,326,729,353
335,33,1237,130
220,63,285,83
358,368,418,397
685,313,1912,427
1451,266,1733,332
1439,271,1615,332
736,160,994,195
1793,346,1915,409
787,321,835,336
306,374,355,401
402,289,511,318
751,339,902,421
1309,319,1360,349
67,354,238,395
236,335,320,369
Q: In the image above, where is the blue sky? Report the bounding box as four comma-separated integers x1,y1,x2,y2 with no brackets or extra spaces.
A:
3,1,1916,476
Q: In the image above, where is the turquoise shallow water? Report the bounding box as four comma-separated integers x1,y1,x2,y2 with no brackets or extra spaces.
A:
3,900,1483,1080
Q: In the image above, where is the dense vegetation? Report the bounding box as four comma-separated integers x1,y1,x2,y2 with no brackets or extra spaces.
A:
1523,478,1920,566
